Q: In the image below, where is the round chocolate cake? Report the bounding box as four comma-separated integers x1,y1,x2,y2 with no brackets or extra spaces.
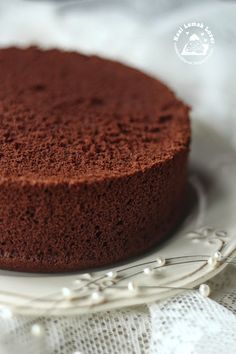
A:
0,47,190,272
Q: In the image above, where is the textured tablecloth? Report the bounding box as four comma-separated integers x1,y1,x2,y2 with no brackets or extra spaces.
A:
0,1,236,353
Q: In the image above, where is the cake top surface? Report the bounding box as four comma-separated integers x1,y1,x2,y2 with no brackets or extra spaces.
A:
0,47,190,183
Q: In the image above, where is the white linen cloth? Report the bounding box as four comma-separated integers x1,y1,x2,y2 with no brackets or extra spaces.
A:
0,1,236,353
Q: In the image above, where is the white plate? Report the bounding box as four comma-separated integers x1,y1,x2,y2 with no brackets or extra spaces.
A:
0,120,236,316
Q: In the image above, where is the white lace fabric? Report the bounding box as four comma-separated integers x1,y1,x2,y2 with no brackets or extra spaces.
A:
0,0,236,353
149,266,236,354
0,265,235,354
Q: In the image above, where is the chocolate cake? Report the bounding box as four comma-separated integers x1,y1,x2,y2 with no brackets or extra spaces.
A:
0,47,190,272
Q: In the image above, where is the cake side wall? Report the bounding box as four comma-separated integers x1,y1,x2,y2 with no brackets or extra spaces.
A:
0,149,188,273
